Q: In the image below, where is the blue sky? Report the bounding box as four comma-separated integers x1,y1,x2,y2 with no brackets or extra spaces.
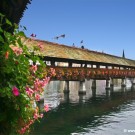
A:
20,0,135,59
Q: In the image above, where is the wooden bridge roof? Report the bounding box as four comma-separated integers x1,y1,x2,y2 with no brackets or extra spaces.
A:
0,0,31,24
24,38,135,68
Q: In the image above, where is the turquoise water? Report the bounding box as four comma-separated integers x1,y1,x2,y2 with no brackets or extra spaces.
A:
30,81,135,135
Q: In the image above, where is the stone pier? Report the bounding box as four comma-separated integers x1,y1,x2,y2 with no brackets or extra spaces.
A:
91,79,96,97
63,81,70,93
79,81,86,94
110,78,114,92
91,79,96,90
110,78,114,87
131,78,135,90
105,79,110,90
121,78,126,87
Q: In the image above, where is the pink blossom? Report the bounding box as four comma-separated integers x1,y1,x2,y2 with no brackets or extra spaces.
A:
35,94,40,101
34,78,42,91
18,119,35,134
11,46,23,56
34,78,43,91
18,127,26,134
43,77,50,86
33,112,38,119
34,77,50,92
44,104,49,112
5,51,9,59
26,87,34,97
30,65,37,73
29,119,34,125
40,113,44,118
12,86,19,96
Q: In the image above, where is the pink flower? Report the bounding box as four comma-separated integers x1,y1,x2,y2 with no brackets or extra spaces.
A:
35,94,40,101
33,77,50,92
11,46,23,56
26,87,34,97
29,119,34,125
40,113,44,118
33,112,38,119
44,104,49,112
12,86,19,96
18,127,26,134
30,65,37,73
5,51,9,59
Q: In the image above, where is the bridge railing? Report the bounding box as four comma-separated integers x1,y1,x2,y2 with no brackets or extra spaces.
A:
46,66,135,81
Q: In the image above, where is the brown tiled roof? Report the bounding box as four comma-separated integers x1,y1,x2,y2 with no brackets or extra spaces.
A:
0,0,32,24
24,38,135,67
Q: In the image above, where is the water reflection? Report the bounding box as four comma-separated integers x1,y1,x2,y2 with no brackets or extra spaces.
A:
31,80,135,135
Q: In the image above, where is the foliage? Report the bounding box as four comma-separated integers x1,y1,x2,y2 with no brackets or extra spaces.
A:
0,13,51,134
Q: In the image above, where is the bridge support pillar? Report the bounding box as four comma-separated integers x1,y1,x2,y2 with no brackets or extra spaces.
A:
110,78,114,87
63,92,69,102
131,78,135,90
92,88,96,97
106,88,111,97
105,79,110,90
91,79,96,89
91,79,96,97
64,81,70,93
79,94,86,102
121,78,126,87
79,81,86,94
110,78,114,92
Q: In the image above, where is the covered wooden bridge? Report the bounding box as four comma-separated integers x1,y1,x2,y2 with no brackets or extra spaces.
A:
25,39,135,68
24,38,135,93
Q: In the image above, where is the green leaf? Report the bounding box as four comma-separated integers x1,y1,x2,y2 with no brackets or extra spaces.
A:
17,38,22,47
0,13,5,17
14,23,18,29
0,35,4,42
0,27,3,32
18,31,25,37
6,18,12,26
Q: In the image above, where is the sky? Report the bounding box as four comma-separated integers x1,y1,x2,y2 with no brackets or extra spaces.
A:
20,0,135,60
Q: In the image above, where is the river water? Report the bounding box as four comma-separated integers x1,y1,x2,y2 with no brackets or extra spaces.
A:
30,79,135,135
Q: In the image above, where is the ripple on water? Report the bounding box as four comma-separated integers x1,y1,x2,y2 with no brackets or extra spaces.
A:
78,100,135,135
32,85,135,135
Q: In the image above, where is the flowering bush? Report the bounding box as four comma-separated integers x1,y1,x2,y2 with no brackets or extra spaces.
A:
0,13,51,134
